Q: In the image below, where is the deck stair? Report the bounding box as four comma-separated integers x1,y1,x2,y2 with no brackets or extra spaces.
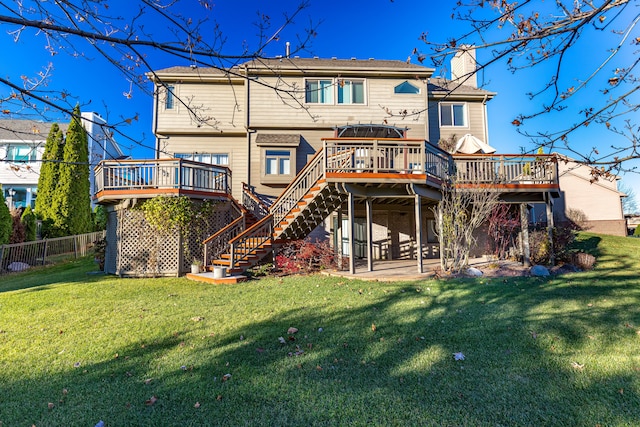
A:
205,150,342,275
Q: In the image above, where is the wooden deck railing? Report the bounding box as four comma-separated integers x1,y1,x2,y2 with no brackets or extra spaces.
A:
323,138,452,180
94,158,231,196
453,154,558,185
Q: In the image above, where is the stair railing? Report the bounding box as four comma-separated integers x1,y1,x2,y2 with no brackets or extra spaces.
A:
202,215,246,266
242,182,270,219
228,214,274,270
201,197,246,266
269,149,325,233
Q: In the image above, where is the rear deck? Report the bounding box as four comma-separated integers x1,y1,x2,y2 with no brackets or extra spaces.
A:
94,139,560,278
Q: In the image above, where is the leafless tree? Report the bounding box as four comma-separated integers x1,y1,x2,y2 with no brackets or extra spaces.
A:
620,182,638,214
434,178,501,273
413,0,638,179
0,1,317,153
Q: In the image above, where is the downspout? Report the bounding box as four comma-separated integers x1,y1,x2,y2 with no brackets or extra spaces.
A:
152,80,160,159
424,78,430,141
244,65,251,187
481,94,489,145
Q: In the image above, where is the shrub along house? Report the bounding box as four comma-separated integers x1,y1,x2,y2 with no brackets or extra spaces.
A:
95,53,561,278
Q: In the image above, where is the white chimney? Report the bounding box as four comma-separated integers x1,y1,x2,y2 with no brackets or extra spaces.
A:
285,41,291,58
451,46,477,88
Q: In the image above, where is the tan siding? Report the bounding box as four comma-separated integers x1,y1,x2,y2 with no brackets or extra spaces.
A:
429,101,486,146
155,81,245,134
248,76,428,138
158,135,247,199
247,129,332,199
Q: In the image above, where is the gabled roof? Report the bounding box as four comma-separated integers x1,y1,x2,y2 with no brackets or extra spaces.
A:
0,120,66,142
152,57,435,80
242,57,434,76
150,58,494,98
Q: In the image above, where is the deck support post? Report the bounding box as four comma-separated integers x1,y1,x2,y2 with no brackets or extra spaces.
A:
520,203,530,267
415,194,423,274
348,192,356,274
545,193,555,265
336,207,343,270
366,198,373,272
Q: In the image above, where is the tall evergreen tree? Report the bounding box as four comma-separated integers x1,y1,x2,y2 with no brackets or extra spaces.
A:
35,122,64,223
21,205,37,241
51,105,92,235
0,188,10,244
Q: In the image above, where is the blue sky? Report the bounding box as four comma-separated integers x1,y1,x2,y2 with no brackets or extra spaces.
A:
1,0,638,193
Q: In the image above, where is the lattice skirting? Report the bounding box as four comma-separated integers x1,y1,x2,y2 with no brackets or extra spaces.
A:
105,199,238,277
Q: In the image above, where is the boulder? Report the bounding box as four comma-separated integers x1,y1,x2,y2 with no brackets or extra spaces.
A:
466,267,483,277
8,262,30,272
530,265,550,277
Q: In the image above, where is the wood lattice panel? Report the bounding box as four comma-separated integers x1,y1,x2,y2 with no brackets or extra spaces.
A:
181,200,239,271
105,210,118,274
106,199,238,277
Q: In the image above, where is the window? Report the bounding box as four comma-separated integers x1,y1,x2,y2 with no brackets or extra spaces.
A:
440,103,466,127
305,80,333,104
8,145,36,162
175,152,229,165
165,84,175,109
257,134,299,184
337,80,364,104
265,150,291,175
394,81,420,94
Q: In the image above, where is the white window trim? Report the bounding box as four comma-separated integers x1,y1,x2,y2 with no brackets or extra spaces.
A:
174,152,229,165
393,81,421,95
260,147,296,184
304,78,367,106
163,84,177,112
439,102,468,128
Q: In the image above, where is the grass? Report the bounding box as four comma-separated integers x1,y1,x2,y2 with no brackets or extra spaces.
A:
0,232,639,426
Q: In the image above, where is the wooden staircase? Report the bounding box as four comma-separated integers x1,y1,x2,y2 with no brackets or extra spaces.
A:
204,149,343,275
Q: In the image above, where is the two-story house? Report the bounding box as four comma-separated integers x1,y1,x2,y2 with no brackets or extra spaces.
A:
1,112,126,210
149,56,494,200
95,54,560,277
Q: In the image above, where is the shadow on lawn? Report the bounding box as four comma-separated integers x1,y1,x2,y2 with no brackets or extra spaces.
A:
0,258,110,294
3,267,639,426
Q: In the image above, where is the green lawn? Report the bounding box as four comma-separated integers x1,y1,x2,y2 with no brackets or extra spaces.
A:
1,233,639,426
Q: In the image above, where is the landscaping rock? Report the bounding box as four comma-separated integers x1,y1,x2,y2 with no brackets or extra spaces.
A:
530,265,550,277
7,262,30,272
466,267,483,277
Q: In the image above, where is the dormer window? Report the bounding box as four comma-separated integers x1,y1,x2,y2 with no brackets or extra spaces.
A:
394,81,420,94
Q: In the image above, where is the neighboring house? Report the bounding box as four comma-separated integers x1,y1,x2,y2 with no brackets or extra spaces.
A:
626,213,640,235
531,155,626,236
0,112,126,210
93,54,563,277
0,120,58,210
81,112,128,204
